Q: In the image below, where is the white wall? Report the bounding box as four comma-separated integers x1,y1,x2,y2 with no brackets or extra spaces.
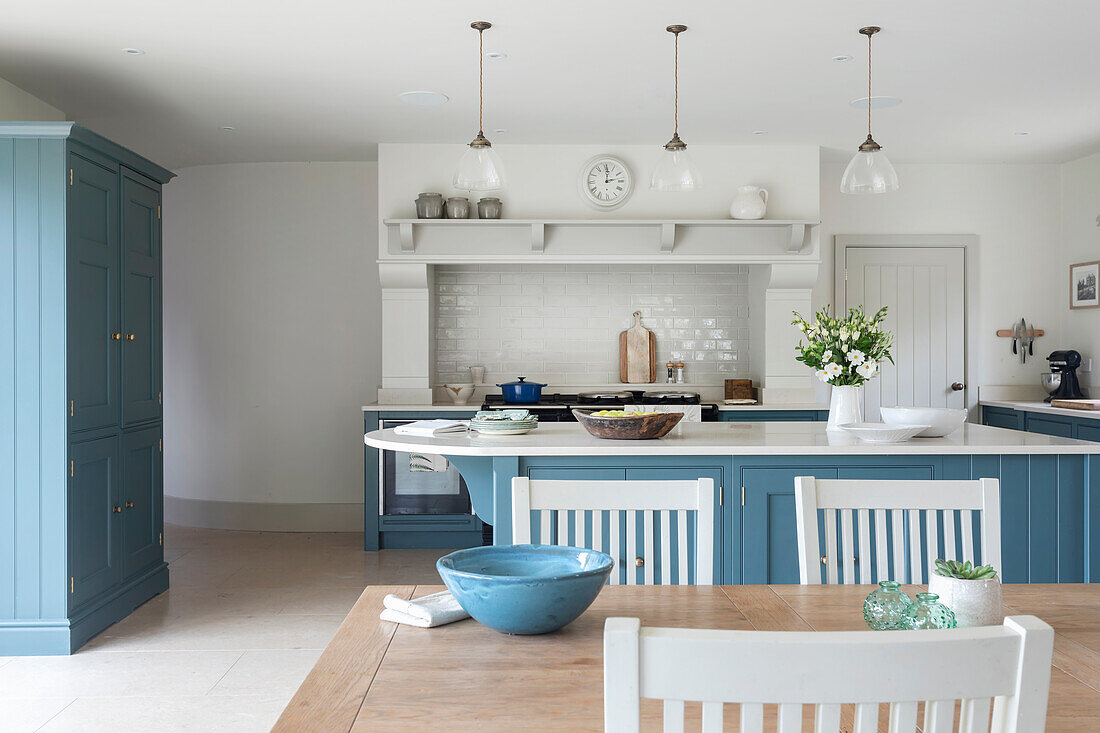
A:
163,162,379,530
0,76,64,121
1060,152,1100,390
819,162,1064,407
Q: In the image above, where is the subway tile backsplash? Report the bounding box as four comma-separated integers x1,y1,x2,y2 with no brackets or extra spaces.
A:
433,264,751,386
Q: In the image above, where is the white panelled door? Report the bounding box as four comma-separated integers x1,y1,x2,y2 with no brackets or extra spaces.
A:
843,247,965,415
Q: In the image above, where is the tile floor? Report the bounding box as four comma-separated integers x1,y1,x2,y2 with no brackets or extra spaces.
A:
1,524,451,732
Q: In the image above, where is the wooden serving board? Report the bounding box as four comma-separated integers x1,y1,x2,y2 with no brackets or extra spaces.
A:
619,311,656,383
1050,399,1100,411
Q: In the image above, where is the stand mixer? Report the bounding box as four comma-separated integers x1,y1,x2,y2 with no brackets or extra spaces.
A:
1045,350,1087,403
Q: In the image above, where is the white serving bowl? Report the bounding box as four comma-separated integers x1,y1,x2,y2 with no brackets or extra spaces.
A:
838,422,930,444
444,383,475,404
880,407,968,437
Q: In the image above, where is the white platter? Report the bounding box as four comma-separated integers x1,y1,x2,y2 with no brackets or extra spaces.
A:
838,422,931,444
880,407,968,437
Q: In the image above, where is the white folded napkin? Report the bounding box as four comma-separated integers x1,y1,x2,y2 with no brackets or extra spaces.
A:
380,590,469,628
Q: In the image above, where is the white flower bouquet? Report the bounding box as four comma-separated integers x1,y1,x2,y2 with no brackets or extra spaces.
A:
791,305,894,386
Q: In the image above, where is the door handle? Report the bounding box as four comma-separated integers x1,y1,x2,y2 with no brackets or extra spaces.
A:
126,334,136,341
125,501,135,509
950,382,965,391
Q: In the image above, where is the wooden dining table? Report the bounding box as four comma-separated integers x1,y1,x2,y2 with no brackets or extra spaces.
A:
273,584,1100,732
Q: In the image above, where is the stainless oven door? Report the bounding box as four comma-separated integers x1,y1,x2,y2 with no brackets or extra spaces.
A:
379,419,472,516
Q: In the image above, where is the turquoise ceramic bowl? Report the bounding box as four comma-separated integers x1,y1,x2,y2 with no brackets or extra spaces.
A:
437,545,614,635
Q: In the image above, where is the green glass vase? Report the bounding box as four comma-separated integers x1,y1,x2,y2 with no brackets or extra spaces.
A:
863,580,913,630
902,592,957,630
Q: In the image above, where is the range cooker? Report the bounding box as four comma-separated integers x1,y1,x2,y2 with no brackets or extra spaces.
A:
479,390,719,422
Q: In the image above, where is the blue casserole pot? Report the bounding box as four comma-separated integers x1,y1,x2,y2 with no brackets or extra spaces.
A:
497,376,547,403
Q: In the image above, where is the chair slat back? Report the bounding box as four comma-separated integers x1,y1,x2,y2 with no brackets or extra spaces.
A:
604,615,1053,733
511,478,714,585
795,477,1002,585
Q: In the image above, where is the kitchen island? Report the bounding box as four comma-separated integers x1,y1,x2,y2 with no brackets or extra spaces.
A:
364,422,1100,584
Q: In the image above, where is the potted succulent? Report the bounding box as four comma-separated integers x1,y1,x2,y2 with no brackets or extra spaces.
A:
791,305,895,430
928,559,1003,627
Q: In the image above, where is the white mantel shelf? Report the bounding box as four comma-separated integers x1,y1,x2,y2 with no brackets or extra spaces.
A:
382,218,820,261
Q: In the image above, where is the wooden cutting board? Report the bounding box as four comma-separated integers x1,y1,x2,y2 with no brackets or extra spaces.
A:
619,311,656,383
1050,399,1100,411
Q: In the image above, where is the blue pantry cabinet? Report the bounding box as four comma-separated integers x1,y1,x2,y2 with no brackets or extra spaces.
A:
1,123,173,654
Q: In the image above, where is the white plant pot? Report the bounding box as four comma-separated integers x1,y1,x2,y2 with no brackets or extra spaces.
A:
826,385,863,431
928,573,1003,627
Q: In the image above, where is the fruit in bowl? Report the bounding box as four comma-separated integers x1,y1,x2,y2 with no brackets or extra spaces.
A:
572,409,683,440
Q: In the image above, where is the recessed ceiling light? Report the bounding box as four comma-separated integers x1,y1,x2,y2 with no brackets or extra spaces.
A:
751,130,767,135
1014,131,1031,136
484,52,507,60
493,128,507,134
849,95,902,109
121,48,145,55
398,90,450,106
219,126,236,132
832,54,853,62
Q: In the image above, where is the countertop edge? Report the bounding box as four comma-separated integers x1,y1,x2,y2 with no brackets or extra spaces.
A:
980,400,1100,421
361,403,829,412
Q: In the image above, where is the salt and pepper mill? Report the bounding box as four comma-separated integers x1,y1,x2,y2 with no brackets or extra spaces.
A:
674,362,686,383
665,362,676,383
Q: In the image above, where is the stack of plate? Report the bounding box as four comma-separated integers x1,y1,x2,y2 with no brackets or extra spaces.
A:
469,410,539,436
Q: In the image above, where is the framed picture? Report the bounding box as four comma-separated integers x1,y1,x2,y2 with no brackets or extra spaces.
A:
1070,261,1100,309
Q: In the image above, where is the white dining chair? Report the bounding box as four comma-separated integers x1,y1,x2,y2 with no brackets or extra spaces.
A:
794,476,1002,585
511,477,714,585
604,615,1053,733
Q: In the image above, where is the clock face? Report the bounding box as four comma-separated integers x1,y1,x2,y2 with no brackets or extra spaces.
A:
579,156,633,209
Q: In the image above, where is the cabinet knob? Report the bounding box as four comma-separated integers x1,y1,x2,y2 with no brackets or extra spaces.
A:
126,333,136,341
634,557,645,567
950,381,965,391
111,332,122,341
125,501,135,509
112,506,122,514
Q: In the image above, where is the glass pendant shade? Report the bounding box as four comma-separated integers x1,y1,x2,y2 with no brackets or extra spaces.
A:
650,147,701,191
840,147,899,194
453,142,505,191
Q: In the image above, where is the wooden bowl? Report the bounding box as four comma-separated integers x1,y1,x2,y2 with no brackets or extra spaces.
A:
571,409,684,440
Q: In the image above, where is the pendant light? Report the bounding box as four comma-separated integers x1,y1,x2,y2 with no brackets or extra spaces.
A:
651,25,701,191
453,21,505,191
840,26,899,195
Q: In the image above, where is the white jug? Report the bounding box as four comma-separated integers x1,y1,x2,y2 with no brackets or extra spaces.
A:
729,185,769,220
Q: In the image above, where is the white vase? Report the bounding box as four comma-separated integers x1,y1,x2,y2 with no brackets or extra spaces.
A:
826,385,863,431
729,185,769,220
928,574,1003,627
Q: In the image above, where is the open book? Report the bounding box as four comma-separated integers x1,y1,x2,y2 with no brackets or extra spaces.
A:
393,419,469,437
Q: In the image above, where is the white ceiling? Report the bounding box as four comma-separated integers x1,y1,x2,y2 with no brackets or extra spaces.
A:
2,1,1099,170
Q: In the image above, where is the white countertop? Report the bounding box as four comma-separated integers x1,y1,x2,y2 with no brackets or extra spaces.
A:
364,421,1100,456
981,400,1100,422
362,402,827,412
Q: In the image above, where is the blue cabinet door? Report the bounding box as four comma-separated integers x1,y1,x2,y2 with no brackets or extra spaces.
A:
120,172,161,426
981,406,1023,431
1076,422,1100,442
67,153,120,432
742,467,838,585
121,427,163,578
1026,415,1074,438
69,435,121,608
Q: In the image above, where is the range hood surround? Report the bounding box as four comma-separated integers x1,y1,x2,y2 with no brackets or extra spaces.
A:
377,225,820,404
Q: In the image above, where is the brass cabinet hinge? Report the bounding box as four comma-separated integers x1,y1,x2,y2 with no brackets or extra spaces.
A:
70,400,74,416
70,459,74,477
158,391,162,405
157,204,161,219
719,488,723,507
158,532,163,546
844,268,848,282
741,486,746,506
70,577,74,593
69,169,73,186
158,438,162,452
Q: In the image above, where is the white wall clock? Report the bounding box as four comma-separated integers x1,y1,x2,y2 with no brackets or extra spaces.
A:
578,155,633,209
